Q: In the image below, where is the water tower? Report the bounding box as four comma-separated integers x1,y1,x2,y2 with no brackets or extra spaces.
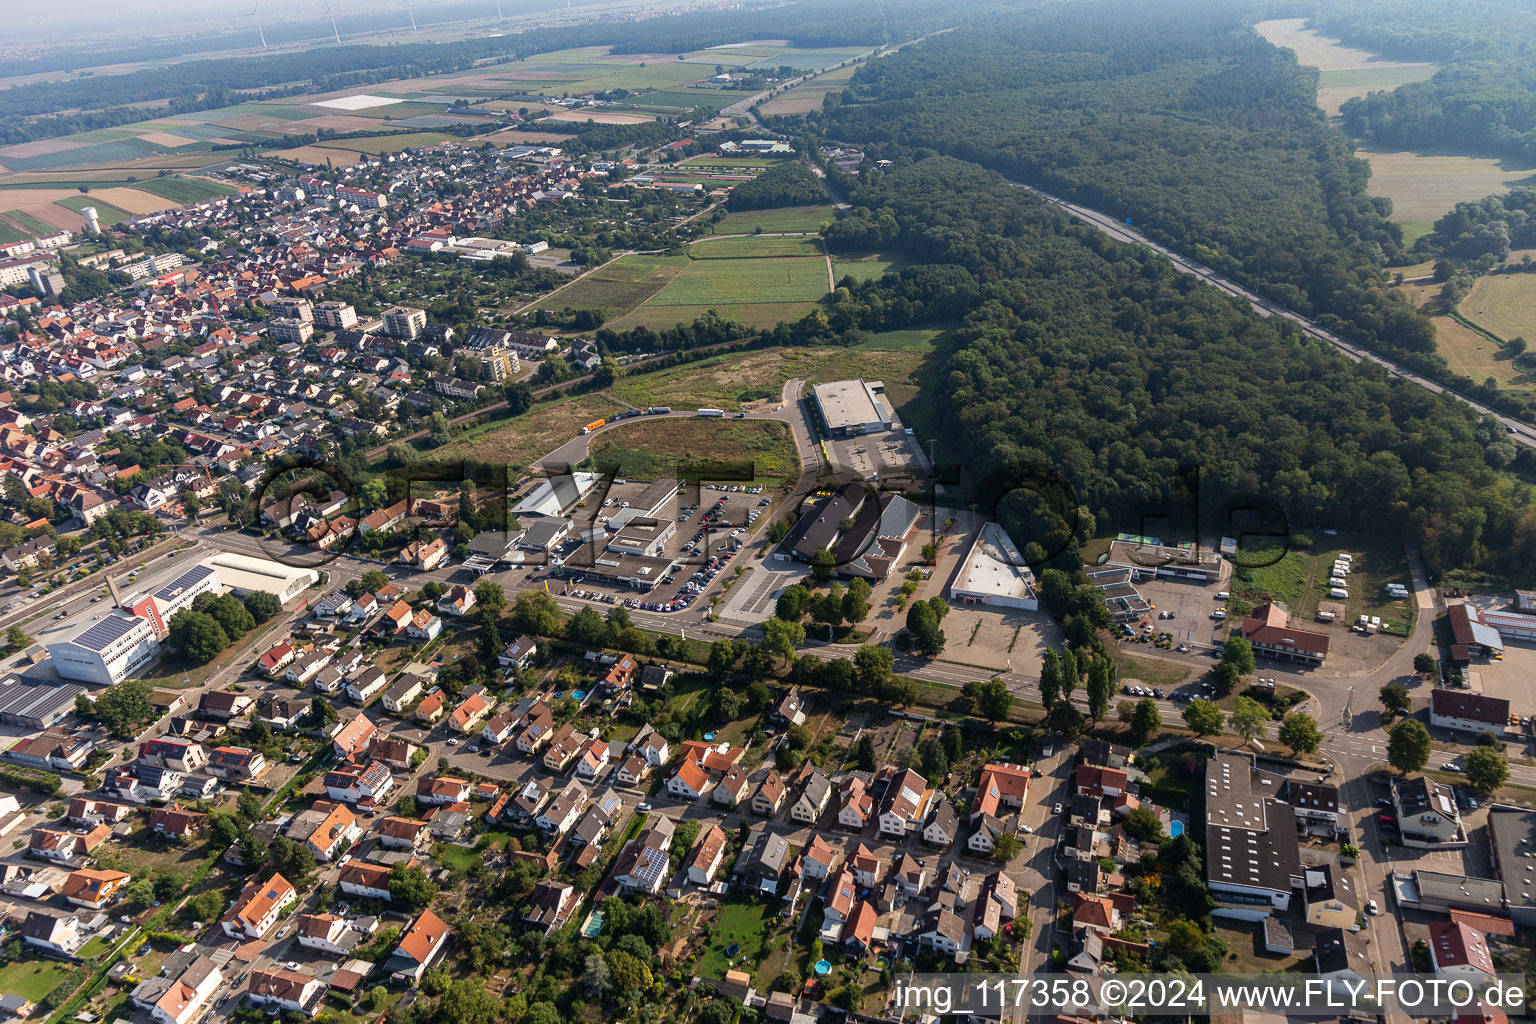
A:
82,207,100,235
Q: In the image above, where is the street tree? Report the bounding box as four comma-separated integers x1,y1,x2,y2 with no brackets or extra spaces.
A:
1182,698,1223,737
1278,710,1323,755
1463,745,1509,795
1388,718,1432,774
1228,696,1269,745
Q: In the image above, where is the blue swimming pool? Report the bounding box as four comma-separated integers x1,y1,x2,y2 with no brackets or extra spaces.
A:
1169,820,1185,837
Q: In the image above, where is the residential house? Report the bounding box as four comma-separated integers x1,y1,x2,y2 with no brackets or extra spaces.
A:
837,776,873,831
416,776,471,806
338,862,392,901
800,834,837,882
1430,920,1496,977
790,768,833,824
686,825,729,886
877,768,932,838
149,806,208,839
751,771,787,817
62,868,130,909
221,872,298,940
732,825,796,896
378,817,431,851
715,766,752,809
20,911,81,954
1304,865,1359,932
524,880,577,934
131,955,223,1024
286,801,361,861
449,691,491,734
246,969,325,1017
207,745,267,782
613,817,676,894
535,780,588,834
390,909,451,984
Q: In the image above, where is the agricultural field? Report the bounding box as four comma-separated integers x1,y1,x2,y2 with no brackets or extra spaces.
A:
1393,277,1536,395
708,204,837,235
583,418,800,481
1461,274,1536,345
1361,148,1536,239
311,131,459,155
759,63,862,116
690,235,823,259
529,254,688,320
1254,18,1437,115
647,256,827,305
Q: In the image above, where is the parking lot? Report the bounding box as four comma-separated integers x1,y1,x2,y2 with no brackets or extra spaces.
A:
533,478,782,613
1130,576,1228,652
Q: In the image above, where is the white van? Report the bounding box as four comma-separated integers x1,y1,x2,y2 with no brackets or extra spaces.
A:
1328,587,1349,599
1215,591,1230,600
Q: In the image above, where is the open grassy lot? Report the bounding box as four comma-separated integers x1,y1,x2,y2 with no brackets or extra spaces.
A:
697,899,778,982
750,47,870,69
1362,147,1536,225
1462,274,1536,344
1111,649,1191,690
1233,533,1413,634
609,349,794,411
529,254,686,319
54,196,135,225
647,256,827,305
708,204,837,235
436,392,619,470
0,959,74,1001
690,235,823,259
759,64,862,116
584,418,799,481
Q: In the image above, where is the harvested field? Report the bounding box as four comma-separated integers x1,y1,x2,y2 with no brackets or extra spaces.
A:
268,145,365,166
1463,274,1536,346
86,187,181,215
0,137,91,159
544,109,656,125
1363,148,1536,224
0,188,77,211
137,131,197,148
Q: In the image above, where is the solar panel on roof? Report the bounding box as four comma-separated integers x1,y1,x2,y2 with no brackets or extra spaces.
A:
71,613,143,652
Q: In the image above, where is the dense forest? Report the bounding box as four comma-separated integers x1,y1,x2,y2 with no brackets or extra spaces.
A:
807,159,1536,575
1310,0,1536,162
818,1,1434,373
725,162,827,211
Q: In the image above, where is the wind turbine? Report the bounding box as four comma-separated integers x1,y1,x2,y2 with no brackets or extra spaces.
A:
406,0,418,32
326,0,342,44
249,5,269,49
495,0,504,18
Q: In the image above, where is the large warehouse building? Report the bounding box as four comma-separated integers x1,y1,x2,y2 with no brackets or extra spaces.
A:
949,522,1039,609
202,553,319,603
811,379,896,437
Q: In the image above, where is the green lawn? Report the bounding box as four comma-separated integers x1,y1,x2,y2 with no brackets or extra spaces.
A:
697,899,778,981
708,205,838,235
55,196,133,224
854,327,946,352
0,959,75,1001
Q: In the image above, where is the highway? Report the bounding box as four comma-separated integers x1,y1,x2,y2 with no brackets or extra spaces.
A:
1010,180,1536,450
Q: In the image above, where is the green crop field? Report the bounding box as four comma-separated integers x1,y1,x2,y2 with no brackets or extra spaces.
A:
708,204,837,235
0,218,30,244
530,254,687,318
690,235,823,259
1,209,57,235
132,177,236,203
646,256,828,305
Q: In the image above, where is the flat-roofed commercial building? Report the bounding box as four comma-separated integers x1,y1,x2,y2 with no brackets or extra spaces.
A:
811,379,895,437
950,522,1039,609
202,553,318,603
47,611,160,685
